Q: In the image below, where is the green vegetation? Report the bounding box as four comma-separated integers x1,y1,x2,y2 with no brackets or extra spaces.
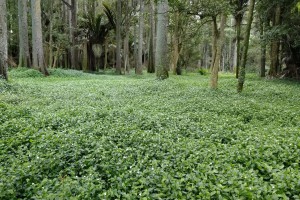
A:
1,68,300,199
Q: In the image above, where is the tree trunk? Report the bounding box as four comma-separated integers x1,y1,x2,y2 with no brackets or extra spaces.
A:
134,24,138,69
115,0,122,75
136,0,144,75
269,4,281,76
123,1,130,73
0,0,8,80
82,39,88,72
155,0,169,80
210,13,227,89
147,0,155,73
260,19,266,77
69,0,77,70
18,0,31,68
237,0,255,93
171,10,180,75
104,39,108,70
31,0,49,76
235,14,242,78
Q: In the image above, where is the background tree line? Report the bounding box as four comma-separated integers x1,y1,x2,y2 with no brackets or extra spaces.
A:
1,0,300,92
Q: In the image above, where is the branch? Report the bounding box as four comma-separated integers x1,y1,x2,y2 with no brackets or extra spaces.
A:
61,0,72,9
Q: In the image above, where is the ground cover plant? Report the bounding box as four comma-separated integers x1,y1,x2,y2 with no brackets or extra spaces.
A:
0,68,300,199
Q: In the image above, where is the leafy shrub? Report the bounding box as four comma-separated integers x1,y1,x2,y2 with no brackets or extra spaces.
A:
9,67,43,78
198,68,208,75
49,68,91,78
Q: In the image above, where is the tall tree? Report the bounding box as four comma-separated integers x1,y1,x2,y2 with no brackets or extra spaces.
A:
233,0,247,78
155,0,169,80
210,13,227,89
31,0,49,76
61,0,78,69
259,18,267,77
69,0,77,70
0,0,8,80
115,0,122,75
18,0,31,68
171,9,181,75
136,0,144,75
269,4,281,76
237,0,255,93
123,0,131,73
147,0,155,73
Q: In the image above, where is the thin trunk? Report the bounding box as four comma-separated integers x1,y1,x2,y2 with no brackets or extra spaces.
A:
123,1,130,73
171,10,180,75
115,0,122,75
48,1,54,68
235,15,242,78
0,0,8,80
69,0,77,69
147,0,155,73
260,20,266,77
104,39,108,70
18,0,31,68
237,0,255,93
52,46,60,68
136,0,144,74
134,25,138,69
82,39,88,72
155,0,169,80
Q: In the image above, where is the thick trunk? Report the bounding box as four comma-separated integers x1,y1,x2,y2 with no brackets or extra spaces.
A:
18,0,31,68
115,0,122,75
0,0,8,80
269,4,281,76
237,0,255,93
210,14,226,89
155,0,169,80
31,0,49,76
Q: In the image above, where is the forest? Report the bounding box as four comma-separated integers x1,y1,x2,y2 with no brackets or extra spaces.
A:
0,0,300,199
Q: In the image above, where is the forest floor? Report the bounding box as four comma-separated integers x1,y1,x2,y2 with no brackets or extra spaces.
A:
1,68,300,199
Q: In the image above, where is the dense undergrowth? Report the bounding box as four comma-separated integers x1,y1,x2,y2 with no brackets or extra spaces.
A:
1,68,300,199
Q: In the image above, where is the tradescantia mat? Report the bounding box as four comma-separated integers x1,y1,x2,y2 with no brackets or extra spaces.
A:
0,68,299,199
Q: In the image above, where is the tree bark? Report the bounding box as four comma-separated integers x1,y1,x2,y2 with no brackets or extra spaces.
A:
69,0,77,70
147,0,155,73
82,39,88,72
31,0,49,76
123,1,130,73
237,0,255,93
155,0,169,80
260,19,266,77
235,14,242,78
0,0,8,80
136,0,144,75
115,0,122,75
269,4,281,76
210,13,227,89
171,10,180,75
18,0,31,68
